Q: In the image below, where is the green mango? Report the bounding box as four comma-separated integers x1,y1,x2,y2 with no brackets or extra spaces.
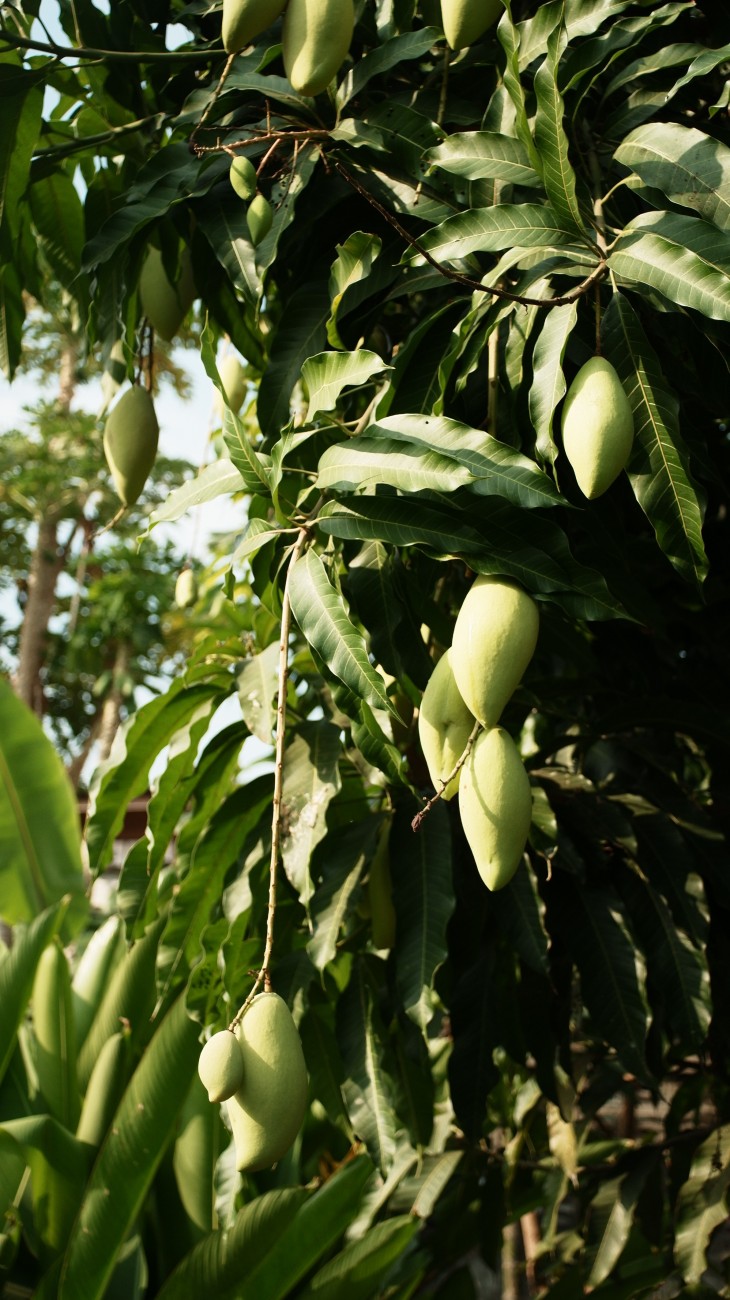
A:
418,648,474,800
459,726,532,891
139,246,195,341
451,576,539,728
246,193,273,246
282,0,354,96
217,352,248,415
198,1030,244,1103
222,0,287,52
229,155,257,201
103,385,159,507
226,993,308,1172
175,568,198,609
441,0,503,50
561,356,634,499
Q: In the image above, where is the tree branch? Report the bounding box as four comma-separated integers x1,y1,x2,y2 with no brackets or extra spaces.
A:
412,719,481,832
0,26,221,61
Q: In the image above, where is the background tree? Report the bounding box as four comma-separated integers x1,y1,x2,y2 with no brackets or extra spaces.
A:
1,1,729,1297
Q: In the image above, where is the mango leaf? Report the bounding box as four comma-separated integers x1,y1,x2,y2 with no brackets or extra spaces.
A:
29,170,86,302
85,681,227,874
409,203,578,262
144,699,225,884
58,994,200,1300
307,817,377,969
1,1115,94,1264
337,28,441,107
426,131,541,186
614,122,730,231
588,1152,659,1287
550,880,649,1082
237,641,280,743
233,520,290,570
338,962,400,1172
303,349,390,420
669,41,730,101
257,279,330,436
528,301,578,465
489,864,550,976
196,202,261,305
496,4,542,172
0,899,69,1084
318,437,472,496
371,413,563,508
601,293,708,585
448,952,500,1141
77,918,163,1090
609,211,730,322
533,17,587,237
392,802,453,1030
222,408,273,494
280,722,343,905
327,232,383,349
154,1189,309,1300
0,679,85,930
674,1126,730,1284
298,1215,418,1300
300,1005,352,1132
289,550,396,716
148,460,245,530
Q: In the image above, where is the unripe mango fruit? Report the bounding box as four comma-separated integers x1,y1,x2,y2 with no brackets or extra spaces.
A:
175,568,198,609
441,0,503,50
222,0,287,51
229,155,257,201
246,193,273,246
139,246,195,341
282,0,355,96
226,992,308,1171
198,1029,245,1103
561,357,634,499
217,353,248,416
451,576,539,728
103,386,159,507
418,649,474,800
459,726,532,890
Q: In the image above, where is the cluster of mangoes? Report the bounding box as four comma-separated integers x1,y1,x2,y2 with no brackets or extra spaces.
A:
419,576,539,891
222,0,354,96
198,993,308,1171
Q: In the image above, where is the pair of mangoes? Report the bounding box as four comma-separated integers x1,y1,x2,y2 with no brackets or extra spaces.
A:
228,157,274,246
222,0,354,96
418,576,538,891
198,993,308,1172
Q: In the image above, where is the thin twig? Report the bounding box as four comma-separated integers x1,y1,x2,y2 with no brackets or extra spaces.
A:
191,51,236,147
412,719,481,832
229,523,312,1027
0,27,219,61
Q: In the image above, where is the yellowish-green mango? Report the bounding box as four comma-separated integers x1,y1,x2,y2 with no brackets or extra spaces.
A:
217,353,248,416
246,193,273,246
198,1029,244,1103
451,576,539,728
139,246,195,341
282,0,354,96
175,567,198,609
103,386,159,507
561,356,634,499
222,0,287,51
459,726,532,891
229,155,257,200
418,648,474,800
226,993,308,1171
441,0,503,50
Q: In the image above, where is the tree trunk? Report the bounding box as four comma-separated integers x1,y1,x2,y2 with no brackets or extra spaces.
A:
96,644,131,764
12,515,63,713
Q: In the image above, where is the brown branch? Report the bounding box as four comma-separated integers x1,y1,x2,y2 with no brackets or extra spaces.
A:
412,719,481,832
0,27,219,62
190,51,236,147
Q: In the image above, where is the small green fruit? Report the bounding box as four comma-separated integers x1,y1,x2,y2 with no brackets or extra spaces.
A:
222,0,287,51
175,568,198,609
217,353,248,416
561,356,634,499
229,155,257,201
226,992,308,1172
418,649,474,800
451,576,539,728
441,0,503,50
139,246,195,341
459,726,532,891
282,0,354,96
198,1030,244,1103
103,386,159,507
246,193,273,246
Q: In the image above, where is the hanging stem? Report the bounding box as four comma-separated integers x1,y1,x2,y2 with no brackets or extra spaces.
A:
229,523,311,1027
411,719,481,832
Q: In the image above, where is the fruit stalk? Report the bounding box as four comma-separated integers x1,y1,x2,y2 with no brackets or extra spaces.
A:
412,718,481,831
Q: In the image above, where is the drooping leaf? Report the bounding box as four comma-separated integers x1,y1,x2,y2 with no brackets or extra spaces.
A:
0,679,85,930
0,899,69,1085
280,721,343,905
237,641,280,744
587,1152,659,1287
426,132,541,186
257,279,330,436
288,549,396,716
337,961,400,1172
303,349,390,420
601,293,708,585
297,1215,418,1300
318,437,473,497
410,203,580,263
307,817,377,968
391,801,453,1030
528,301,578,466
614,122,730,231
609,211,730,322
148,460,245,530
327,231,383,349
533,17,588,238
674,1126,730,1284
